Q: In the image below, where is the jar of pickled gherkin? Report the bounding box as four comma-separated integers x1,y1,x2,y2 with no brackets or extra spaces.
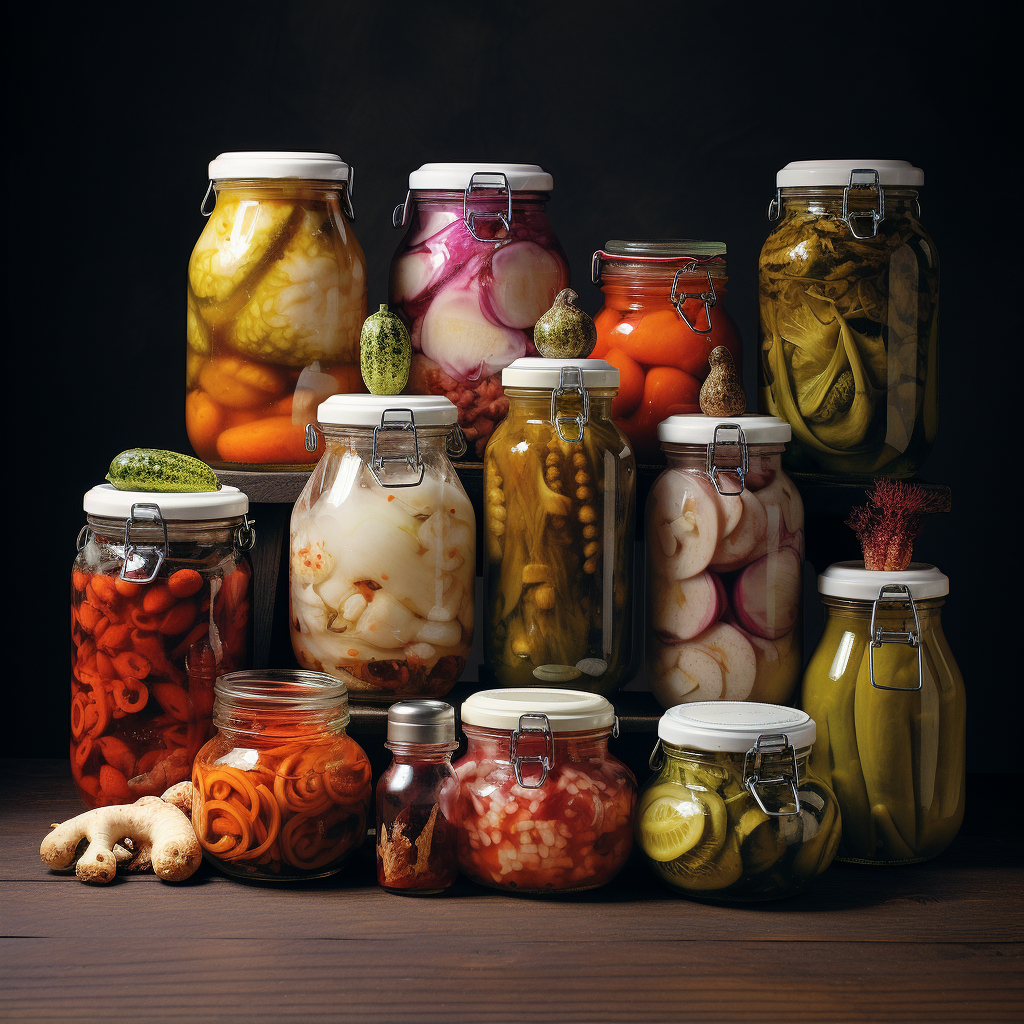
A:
483,358,635,694
800,562,964,864
637,702,840,901
187,152,367,469
759,160,937,478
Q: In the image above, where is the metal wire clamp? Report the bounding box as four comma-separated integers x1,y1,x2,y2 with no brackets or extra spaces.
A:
869,583,924,691
670,267,717,334
706,423,748,496
463,172,513,242
551,365,589,443
743,733,801,817
120,503,168,584
511,713,555,788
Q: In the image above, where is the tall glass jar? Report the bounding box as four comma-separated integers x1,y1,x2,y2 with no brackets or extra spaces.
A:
187,151,367,469
71,485,254,809
592,240,742,463
290,395,475,701
389,163,570,457
454,688,636,893
800,563,964,864
646,415,803,709
758,160,938,478
483,358,635,694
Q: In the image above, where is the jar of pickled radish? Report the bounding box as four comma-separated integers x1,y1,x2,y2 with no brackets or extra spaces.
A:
638,702,840,901
192,669,371,880
800,562,964,864
591,240,742,463
454,688,636,892
389,163,570,457
646,415,803,709
187,151,367,469
290,395,474,701
759,160,938,478
483,358,635,694
71,485,254,809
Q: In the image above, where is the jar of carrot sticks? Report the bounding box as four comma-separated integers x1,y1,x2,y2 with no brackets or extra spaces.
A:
71,484,254,810
192,669,372,880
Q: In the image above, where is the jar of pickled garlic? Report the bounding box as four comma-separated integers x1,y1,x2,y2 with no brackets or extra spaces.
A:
454,688,636,892
71,485,254,809
290,395,474,701
800,563,964,864
192,669,371,880
759,160,938,478
483,358,635,694
638,702,840,901
591,240,742,463
187,151,367,469
389,163,570,457
647,415,803,709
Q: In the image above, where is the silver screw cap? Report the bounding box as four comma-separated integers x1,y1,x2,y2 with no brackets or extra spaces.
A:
387,700,456,745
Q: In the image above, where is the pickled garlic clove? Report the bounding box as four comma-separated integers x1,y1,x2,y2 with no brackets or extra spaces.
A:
349,591,419,648
415,619,462,648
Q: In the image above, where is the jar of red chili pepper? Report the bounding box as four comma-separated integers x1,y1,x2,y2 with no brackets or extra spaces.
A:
454,688,636,893
71,485,254,809
376,700,460,893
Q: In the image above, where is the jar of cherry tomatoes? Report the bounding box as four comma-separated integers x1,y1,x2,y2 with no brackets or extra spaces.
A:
454,688,636,893
71,485,254,809
592,240,742,463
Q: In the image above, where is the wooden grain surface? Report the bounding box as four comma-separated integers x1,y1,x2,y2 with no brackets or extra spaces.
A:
2,760,1021,1024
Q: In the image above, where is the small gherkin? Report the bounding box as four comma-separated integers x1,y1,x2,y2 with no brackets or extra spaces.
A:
360,304,411,395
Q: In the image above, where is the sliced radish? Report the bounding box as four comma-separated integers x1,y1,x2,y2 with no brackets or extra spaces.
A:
745,466,776,491
717,492,744,539
407,210,460,248
391,251,440,304
692,622,756,700
709,489,767,571
650,570,725,642
649,471,720,580
650,646,724,707
486,242,566,329
754,475,804,535
732,547,802,640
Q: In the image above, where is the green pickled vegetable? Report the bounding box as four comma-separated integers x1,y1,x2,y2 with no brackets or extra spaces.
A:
106,449,219,492
360,304,411,395
533,288,597,359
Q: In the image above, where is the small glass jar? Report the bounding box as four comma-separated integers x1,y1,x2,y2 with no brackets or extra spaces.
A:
389,163,570,457
758,160,938,478
647,415,804,709
290,395,475,701
192,669,371,880
484,358,635,694
638,702,840,901
591,240,742,464
187,151,368,469
800,563,964,864
71,485,254,809
376,700,460,893
454,688,636,893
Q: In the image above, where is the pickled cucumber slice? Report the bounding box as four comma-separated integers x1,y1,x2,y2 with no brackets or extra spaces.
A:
736,807,785,875
187,289,211,356
791,797,841,878
639,794,706,862
658,831,744,892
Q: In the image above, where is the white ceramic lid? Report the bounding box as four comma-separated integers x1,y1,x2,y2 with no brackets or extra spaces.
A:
84,483,248,521
658,414,791,445
208,152,351,182
659,701,816,752
461,688,616,733
818,561,948,600
777,159,923,188
502,357,619,389
317,394,457,428
408,162,553,191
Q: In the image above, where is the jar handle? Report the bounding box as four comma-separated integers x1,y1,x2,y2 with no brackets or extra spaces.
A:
463,172,512,243
767,188,782,222
842,168,885,239
340,165,356,222
648,738,665,772
234,514,257,552
706,423,748,496
393,190,413,229
742,733,801,818
670,267,717,334
446,423,468,459
199,181,217,218
511,713,554,789
869,584,924,691
120,503,168,584
550,365,589,443
369,409,425,488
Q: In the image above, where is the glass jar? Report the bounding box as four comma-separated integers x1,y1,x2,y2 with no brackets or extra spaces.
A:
483,358,636,694
192,669,371,880
646,415,803,709
187,151,367,469
71,485,254,809
454,688,636,893
591,240,742,464
758,160,938,478
800,563,964,864
389,163,570,457
376,700,460,893
290,395,474,701
639,702,840,901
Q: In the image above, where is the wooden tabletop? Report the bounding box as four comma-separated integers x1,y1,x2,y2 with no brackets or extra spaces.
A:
2,760,1020,1024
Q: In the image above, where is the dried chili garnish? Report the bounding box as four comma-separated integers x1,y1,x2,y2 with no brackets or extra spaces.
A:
846,479,950,571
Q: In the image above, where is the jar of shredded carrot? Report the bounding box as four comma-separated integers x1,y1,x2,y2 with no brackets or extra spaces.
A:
192,669,371,880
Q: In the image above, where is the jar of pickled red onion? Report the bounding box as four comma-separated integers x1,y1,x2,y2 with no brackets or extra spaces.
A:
454,688,636,893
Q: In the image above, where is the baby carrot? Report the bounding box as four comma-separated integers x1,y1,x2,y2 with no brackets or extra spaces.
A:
199,356,288,410
143,584,177,615
168,569,203,599
216,416,319,465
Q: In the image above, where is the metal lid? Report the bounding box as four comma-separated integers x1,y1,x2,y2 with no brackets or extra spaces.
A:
501,357,619,389
776,159,923,188
83,483,248,521
317,394,458,428
818,561,948,600
603,239,726,259
408,162,553,191
461,688,616,733
659,701,816,753
208,151,351,182
658,414,791,446
387,700,456,745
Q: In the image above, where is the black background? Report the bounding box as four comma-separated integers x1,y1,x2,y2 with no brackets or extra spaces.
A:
15,3,1018,769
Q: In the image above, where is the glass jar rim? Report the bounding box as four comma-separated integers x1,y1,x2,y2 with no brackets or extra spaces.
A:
86,513,247,533
215,669,349,715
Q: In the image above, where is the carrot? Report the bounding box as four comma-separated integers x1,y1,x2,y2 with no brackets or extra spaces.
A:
95,650,117,680
141,584,176,615
114,577,147,598
186,389,226,455
78,602,104,633
615,365,702,462
72,571,89,592
114,650,151,680
604,347,645,419
216,416,319,465
73,737,95,772
592,306,622,359
89,574,119,606
614,308,712,375
112,676,149,714
153,682,193,722
199,356,288,410
97,735,135,777
167,569,203,599
96,622,132,654
159,601,196,636
99,764,132,803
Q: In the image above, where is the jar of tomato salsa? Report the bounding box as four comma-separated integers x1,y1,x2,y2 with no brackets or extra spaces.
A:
454,688,636,893
592,240,742,463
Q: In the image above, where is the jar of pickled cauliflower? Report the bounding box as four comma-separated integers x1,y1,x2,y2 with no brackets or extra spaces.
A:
389,163,570,456
483,358,636,694
638,702,840,901
647,415,804,709
800,563,964,864
290,395,474,701
187,151,367,469
454,688,636,893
